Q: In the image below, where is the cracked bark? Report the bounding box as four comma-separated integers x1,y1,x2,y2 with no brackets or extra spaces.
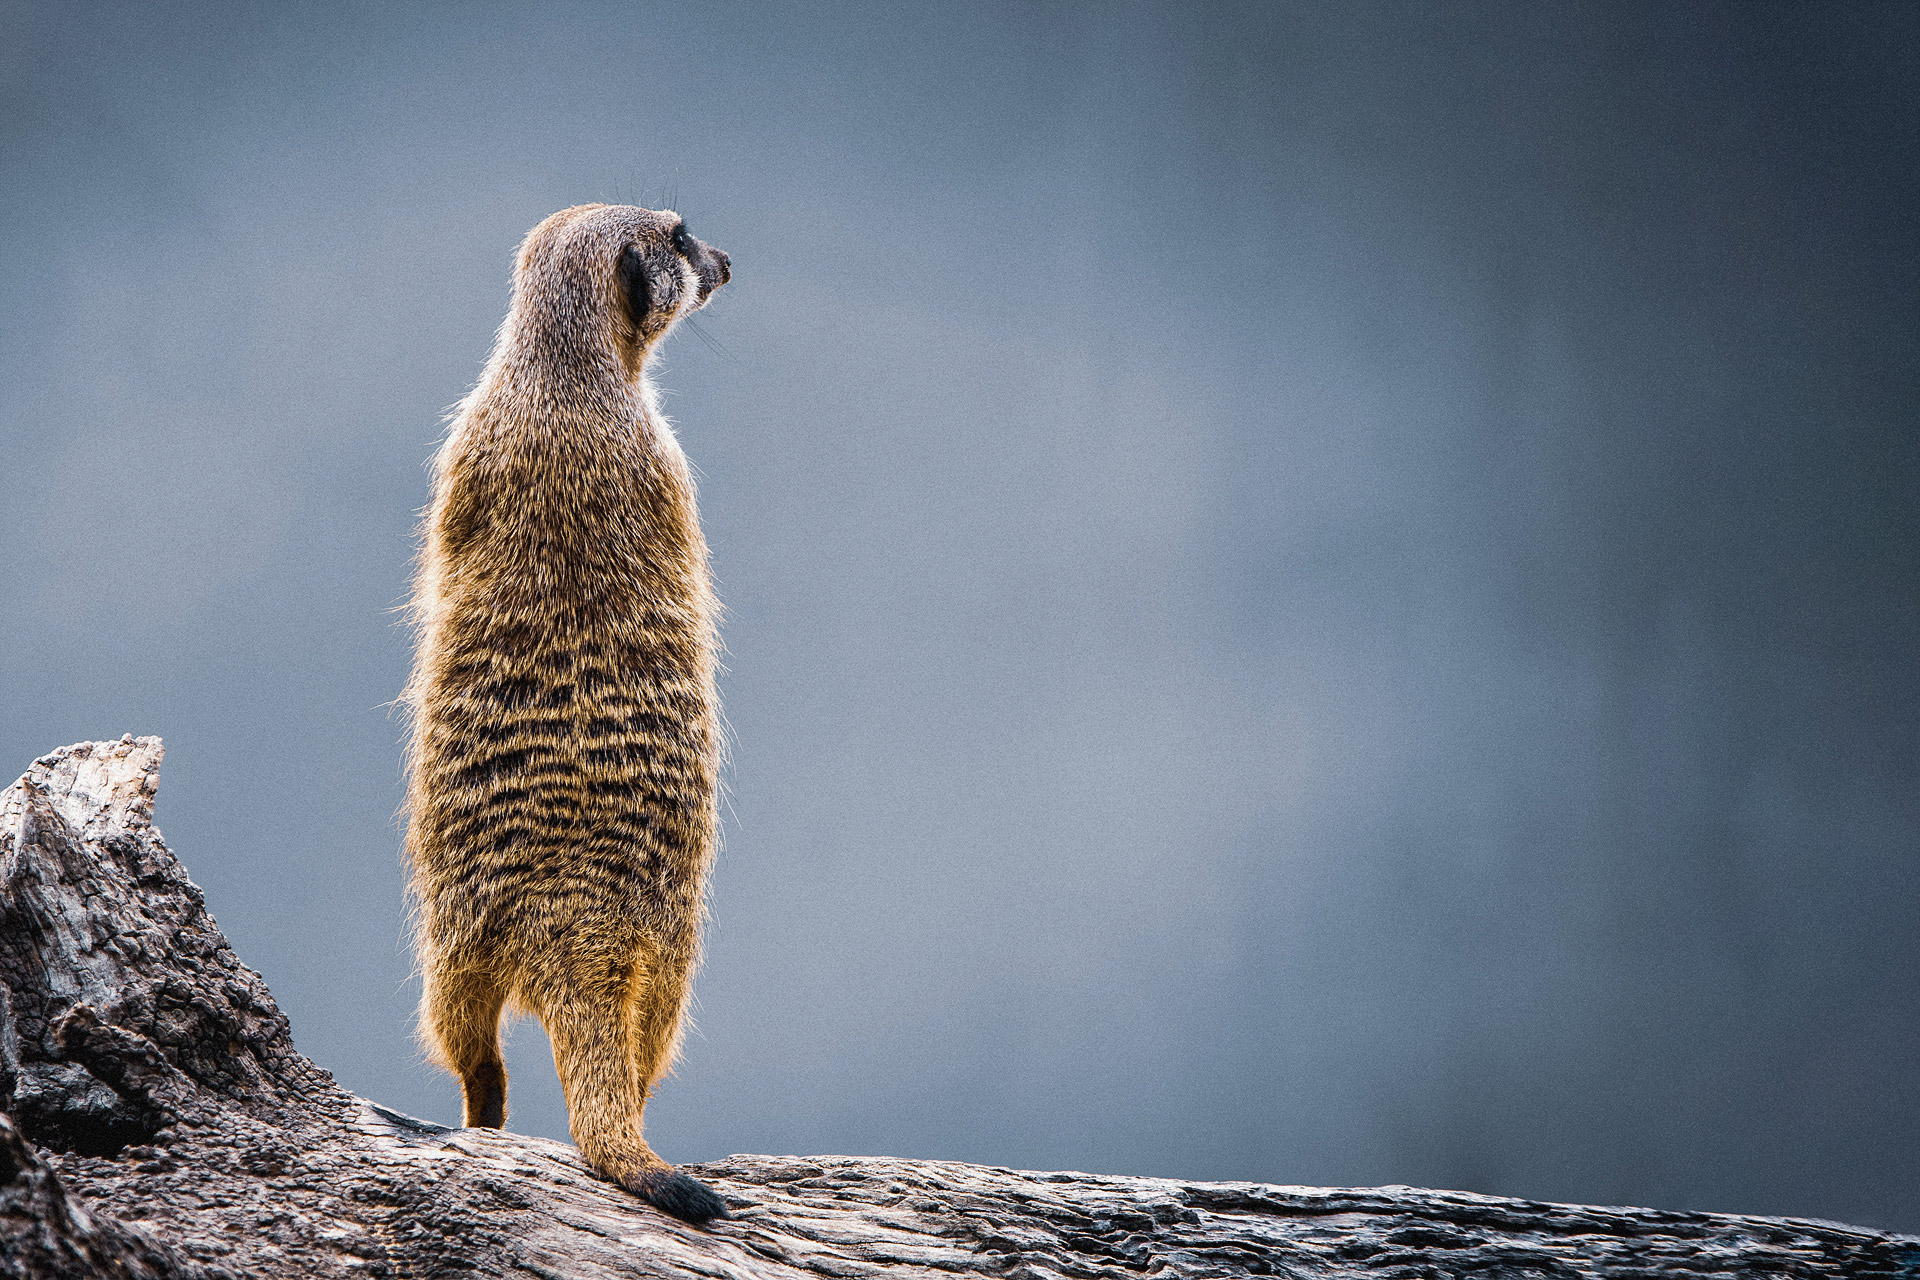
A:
1,738,1913,1279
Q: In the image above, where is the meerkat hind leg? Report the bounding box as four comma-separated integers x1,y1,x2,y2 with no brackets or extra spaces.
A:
465,1052,507,1129
422,961,509,1129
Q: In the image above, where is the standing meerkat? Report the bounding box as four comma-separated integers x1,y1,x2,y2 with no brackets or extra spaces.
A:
404,203,732,1223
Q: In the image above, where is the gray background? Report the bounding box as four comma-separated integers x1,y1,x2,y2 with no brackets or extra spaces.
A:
4,0,1917,1233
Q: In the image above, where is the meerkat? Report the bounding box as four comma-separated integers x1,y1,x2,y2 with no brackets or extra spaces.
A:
403,204,732,1223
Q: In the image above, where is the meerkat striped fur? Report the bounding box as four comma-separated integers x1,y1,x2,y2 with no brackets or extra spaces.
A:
403,204,732,1223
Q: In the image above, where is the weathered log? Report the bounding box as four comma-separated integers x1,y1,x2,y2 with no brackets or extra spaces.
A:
0,738,1913,1279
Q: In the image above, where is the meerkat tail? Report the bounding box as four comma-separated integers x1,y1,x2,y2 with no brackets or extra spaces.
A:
539,959,729,1223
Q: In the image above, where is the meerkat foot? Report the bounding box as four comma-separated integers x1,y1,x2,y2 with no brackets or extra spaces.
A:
461,1063,506,1129
623,1167,730,1223
470,1081,504,1129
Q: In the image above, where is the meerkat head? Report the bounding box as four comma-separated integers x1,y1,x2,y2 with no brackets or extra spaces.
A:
507,203,731,378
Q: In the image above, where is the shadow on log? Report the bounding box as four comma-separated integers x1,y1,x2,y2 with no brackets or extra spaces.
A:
2,738,1914,1278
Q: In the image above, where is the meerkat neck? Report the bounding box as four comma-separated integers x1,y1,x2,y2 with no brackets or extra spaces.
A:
481,326,639,429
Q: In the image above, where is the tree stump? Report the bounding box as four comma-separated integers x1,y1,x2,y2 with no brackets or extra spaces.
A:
1,738,1913,1278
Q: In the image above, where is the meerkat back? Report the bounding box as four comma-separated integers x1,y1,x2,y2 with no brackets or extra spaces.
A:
403,204,732,1223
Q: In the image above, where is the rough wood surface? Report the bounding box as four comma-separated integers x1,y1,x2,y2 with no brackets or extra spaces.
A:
2,739,1914,1279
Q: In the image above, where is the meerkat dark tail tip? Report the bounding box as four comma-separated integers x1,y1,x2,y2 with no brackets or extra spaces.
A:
628,1168,732,1223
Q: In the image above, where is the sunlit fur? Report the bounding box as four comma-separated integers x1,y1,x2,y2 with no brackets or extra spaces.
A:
403,204,730,1220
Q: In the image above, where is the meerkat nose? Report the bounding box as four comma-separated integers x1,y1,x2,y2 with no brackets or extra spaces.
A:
711,248,730,286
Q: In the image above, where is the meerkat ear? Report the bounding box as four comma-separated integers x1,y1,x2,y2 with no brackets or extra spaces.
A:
616,245,651,328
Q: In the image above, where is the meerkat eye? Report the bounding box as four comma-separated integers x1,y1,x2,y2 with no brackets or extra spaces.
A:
671,222,694,258
616,244,652,324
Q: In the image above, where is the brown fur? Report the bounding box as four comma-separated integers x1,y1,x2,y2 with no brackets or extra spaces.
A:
402,204,732,1221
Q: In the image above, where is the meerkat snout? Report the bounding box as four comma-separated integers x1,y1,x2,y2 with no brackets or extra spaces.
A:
678,227,729,304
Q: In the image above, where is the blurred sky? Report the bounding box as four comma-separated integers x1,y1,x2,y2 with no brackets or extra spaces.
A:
3,0,1917,1233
